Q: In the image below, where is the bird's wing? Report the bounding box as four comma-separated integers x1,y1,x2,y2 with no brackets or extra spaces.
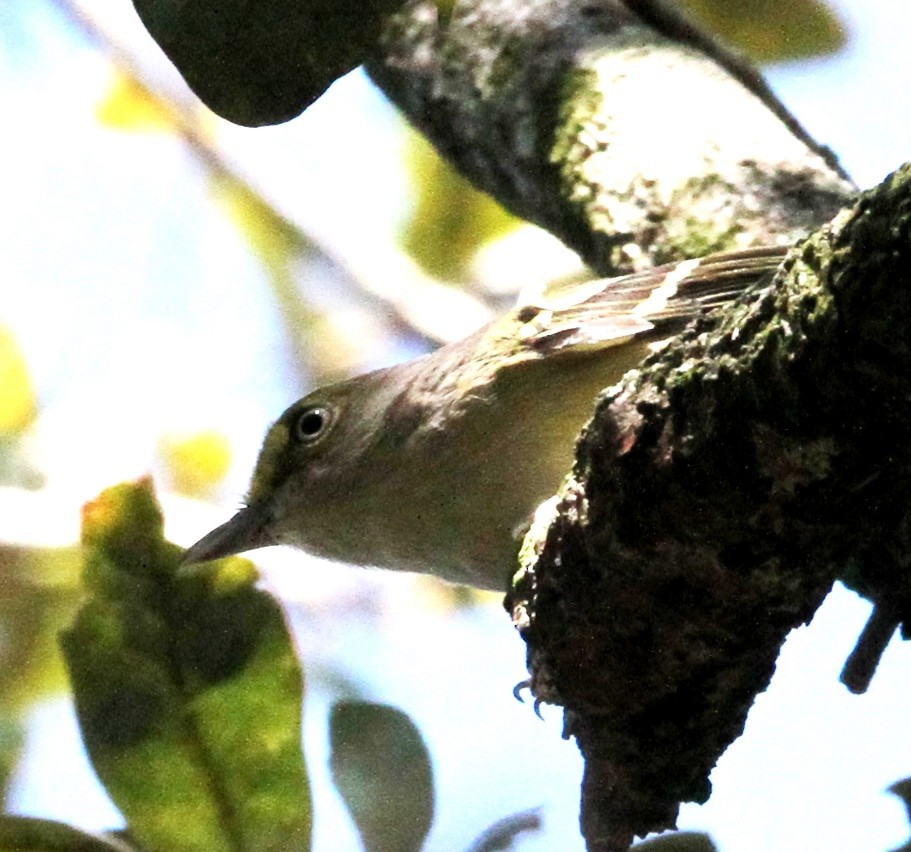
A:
517,245,788,355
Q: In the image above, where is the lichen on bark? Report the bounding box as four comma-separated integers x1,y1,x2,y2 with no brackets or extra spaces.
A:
369,0,855,275
508,165,911,851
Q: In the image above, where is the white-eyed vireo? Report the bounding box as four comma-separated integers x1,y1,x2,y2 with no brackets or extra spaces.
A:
183,246,786,590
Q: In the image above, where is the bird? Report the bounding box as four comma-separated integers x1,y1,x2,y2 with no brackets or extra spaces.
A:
183,245,787,591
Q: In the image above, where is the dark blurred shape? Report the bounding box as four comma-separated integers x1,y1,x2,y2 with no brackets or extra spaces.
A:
330,700,434,852
465,807,542,852
132,0,405,126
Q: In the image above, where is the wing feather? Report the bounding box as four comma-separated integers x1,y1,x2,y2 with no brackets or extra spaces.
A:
521,246,787,354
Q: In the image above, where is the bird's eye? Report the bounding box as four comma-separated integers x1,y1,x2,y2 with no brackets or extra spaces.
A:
292,406,332,443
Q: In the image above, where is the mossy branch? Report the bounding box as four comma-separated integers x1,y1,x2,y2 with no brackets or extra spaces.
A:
369,0,855,274
507,163,911,851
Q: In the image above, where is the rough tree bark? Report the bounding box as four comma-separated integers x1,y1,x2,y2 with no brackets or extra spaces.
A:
509,167,911,849
367,0,854,273
369,2,909,850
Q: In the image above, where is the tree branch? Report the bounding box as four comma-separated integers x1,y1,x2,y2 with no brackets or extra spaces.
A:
507,164,911,851
368,0,855,274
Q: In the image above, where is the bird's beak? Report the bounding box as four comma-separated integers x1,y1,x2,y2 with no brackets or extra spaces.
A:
182,503,275,566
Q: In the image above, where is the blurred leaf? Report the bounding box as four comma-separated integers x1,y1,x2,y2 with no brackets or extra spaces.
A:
678,0,847,62
96,70,178,132
632,831,717,851
435,0,456,21
209,173,314,378
0,325,37,436
0,437,44,490
0,327,42,488
0,546,81,801
131,0,407,126
158,430,232,498
0,715,24,799
0,815,137,851
61,478,311,852
213,177,305,275
329,701,433,852
0,546,81,708
889,778,911,852
466,808,542,852
211,173,364,384
401,131,520,282
105,828,142,846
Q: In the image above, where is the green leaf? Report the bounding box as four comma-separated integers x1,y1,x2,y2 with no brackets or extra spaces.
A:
0,325,37,437
0,815,136,851
0,546,82,712
0,545,82,801
96,70,181,133
0,715,24,799
400,130,520,281
678,0,846,63
61,478,311,852
329,701,433,852
131,0,407,126
158,430,233,499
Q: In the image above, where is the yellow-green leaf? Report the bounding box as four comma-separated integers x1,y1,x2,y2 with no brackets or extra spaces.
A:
400,130,520,282
211,173,363,384
212,178,303,275
0,715,24,798
678,0,847,63
62,478,311,852
0,546,81,717
0,325,37,435
96,71,179,133
158,431,232,498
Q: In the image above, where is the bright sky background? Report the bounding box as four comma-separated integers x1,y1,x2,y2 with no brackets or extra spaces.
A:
1,0,911,850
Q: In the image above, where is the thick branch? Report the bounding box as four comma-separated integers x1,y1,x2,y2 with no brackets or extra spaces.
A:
507,164,911,851
368,0,855,273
